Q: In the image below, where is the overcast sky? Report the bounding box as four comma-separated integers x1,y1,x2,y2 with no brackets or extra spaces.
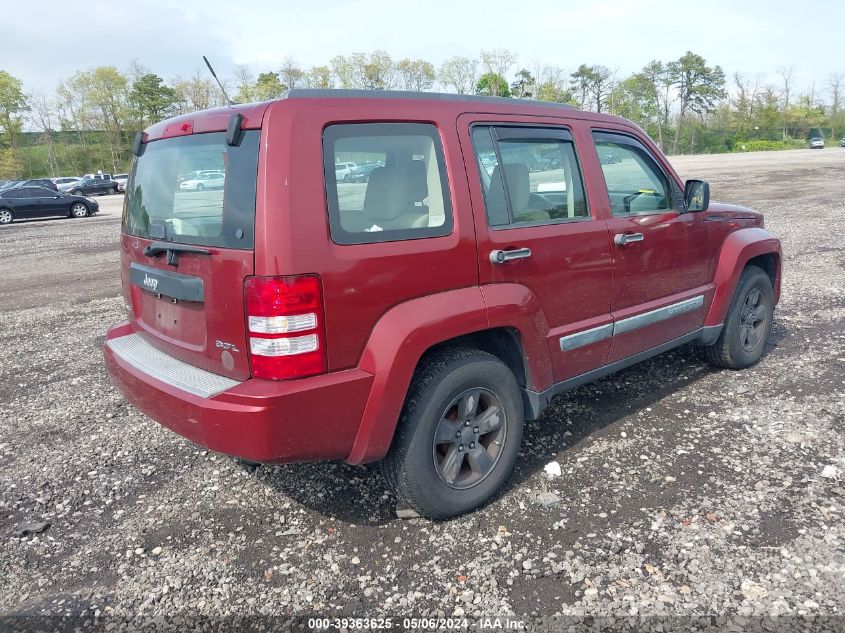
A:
6,0,843,95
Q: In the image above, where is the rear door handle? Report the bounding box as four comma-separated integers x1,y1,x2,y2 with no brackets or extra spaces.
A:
614,232,644,247
490,248,532,264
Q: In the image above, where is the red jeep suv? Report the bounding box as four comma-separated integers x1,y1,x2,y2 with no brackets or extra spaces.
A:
104,90,781,519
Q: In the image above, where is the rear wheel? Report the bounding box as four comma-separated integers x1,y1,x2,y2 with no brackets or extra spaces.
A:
196,183,205,191
70,202,89,218
71,189,82,196
380,348,524,519
702,265,773,369
0,209,13,225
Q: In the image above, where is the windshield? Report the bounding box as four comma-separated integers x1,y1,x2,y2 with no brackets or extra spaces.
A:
123,130,259,249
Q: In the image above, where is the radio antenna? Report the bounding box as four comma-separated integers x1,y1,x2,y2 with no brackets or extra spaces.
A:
203,55,234,107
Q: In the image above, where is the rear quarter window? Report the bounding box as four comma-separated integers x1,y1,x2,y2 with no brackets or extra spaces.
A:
322,123,453,245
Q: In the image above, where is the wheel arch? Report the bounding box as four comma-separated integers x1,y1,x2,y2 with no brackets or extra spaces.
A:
345,284,551,465
704,228,782,328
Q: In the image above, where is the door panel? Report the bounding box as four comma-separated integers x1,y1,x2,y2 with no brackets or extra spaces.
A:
589,130,711,361
459,115,613,384
32,191,63,216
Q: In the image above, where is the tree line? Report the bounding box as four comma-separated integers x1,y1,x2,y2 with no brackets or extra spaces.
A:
0,50,842,178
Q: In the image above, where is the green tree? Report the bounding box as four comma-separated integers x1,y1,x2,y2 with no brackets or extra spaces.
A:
612,62,666,149
668,51,726,153
570,64,614,112
533,66,575,105
307,66,333,89
330,55,356,88
0,70,29,152
476,72,510,97
350,50,397,90
828,73,843,139
510,68,536,98
233,65,255,102
438,56,478,94
130,73,177,125
397,58,435,92
253,72,285,100
479,49,517,80
280,58,305,90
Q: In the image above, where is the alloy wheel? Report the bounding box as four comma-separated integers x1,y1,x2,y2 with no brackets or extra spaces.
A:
739,287,768,352
0,209,12,224
432,387,507,490
71,203,88,218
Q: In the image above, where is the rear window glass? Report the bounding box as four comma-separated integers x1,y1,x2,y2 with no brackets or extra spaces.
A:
323,123,453,245
123,130,259,249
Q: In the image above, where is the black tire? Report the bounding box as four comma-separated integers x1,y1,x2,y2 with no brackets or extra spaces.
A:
702,265,773,369
71,190,82,196
0,208,13,225
69,202,89,218
380,348,524,519
343,174,352,183
197,183,205,191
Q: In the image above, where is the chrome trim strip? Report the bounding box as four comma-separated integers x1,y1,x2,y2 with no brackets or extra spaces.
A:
560,323,613,351
613,295,704,336
107,333,240,398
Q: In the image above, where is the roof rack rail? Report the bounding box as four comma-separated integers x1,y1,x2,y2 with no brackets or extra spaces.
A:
281,88,575,110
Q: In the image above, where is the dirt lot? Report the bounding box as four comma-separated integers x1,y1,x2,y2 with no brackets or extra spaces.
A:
0,149,843,627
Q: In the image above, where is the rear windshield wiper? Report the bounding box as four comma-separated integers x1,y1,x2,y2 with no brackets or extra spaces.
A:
144,242,211,266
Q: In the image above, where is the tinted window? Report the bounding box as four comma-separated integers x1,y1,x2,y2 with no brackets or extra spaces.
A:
29,187,55,197
592,132,673,216
471,127,589,227
124,131,259,249
8,188,37,198
323,123,452,245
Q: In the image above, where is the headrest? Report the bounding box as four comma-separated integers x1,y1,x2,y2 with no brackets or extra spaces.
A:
403,160,429,203
363,167,412,220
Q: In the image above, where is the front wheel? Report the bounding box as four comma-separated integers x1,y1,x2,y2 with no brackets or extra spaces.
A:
380,348,524,519
702,265,773,369
70,202,89,218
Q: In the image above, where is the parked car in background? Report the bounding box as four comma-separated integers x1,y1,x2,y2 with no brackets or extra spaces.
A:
840,138,845,147
334,162,358,182
68,177,119,196
350,161,385,182
113,173,129,192
52,177,82,188
82,173,113,181
809,137,825,149
179,171,225,191
0,186,98,224
104,91,783,519
12,178,59,191
56,179,82,193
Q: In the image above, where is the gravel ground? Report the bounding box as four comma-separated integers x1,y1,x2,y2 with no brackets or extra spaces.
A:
0,149,843,629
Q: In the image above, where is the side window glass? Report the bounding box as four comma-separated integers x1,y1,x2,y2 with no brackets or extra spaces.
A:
592,133,673,216
471,127,589,227
323,123,452,245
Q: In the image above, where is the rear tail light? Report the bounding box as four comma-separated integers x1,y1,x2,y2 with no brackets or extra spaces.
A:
245,275,326,380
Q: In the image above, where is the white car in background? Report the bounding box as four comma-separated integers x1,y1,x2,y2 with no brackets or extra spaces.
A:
56,178,83,193
113,173,129,192
334,162,358,183
179,171,225,191
809,137,825,149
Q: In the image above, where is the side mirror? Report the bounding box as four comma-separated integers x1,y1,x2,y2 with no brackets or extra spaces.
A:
684,179,710,212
